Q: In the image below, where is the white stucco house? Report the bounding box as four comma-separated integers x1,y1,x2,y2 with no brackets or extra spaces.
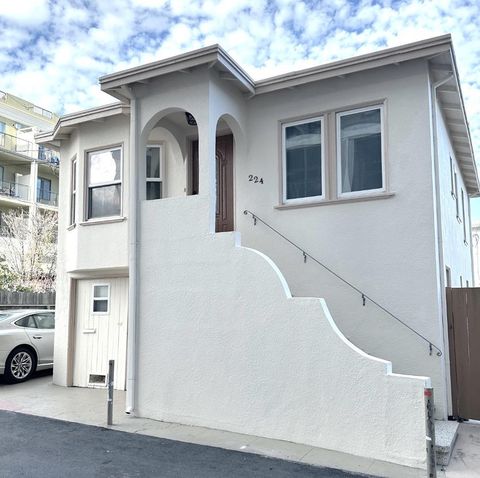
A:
37,34,478,473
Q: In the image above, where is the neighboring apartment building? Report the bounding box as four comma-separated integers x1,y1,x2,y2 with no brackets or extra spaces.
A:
0,91,59,232
38,35,477,472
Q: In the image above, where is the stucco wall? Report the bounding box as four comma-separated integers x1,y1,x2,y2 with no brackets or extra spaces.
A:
472,223,480,286
53,115,129,386
235,60,448,416
435,102,473,286
137,195,428,468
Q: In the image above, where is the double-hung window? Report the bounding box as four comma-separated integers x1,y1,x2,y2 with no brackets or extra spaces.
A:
146,145,163,200
87,147,122,219
70,158,77,225
282,117,324,202
337,106,384,196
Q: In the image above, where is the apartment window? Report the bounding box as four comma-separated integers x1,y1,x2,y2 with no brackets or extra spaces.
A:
337,106,383,196
70,158,77,225
92,284,109,313
0,165,4,185
86,146,122,219
282,117,324,202
37,177,51,202
461,189,467,244
146,145,163,200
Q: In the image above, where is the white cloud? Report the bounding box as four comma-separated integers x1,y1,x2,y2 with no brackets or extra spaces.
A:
0,0,479,181
0,0,49,26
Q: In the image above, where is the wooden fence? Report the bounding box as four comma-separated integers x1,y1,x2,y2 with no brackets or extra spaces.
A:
0,290,55,309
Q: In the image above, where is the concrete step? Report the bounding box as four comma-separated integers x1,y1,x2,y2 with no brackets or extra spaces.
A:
435,420,459,466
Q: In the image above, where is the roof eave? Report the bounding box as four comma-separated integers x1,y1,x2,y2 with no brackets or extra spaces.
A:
255,35,453,95
35,102,130,145
99,45,255,97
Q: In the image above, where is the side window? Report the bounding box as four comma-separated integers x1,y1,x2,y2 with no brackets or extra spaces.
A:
449,156,455,196
15,315,38,328
34,313,55,329
282,117,324,202
337,106,383,196
92,284,109,313
146,145,163,200
70,157,77,225
454,171,459,219
86,147,122,219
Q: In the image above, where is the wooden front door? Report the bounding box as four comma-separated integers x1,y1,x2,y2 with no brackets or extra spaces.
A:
446,287,480,420
215,134,234,232
73,278,128,390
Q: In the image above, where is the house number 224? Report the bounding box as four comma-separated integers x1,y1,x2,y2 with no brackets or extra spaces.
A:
248,175,264,184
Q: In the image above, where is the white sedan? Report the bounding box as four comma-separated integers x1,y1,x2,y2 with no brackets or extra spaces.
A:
0,309,55,383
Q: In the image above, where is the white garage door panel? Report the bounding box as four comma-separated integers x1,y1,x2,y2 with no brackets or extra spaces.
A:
73,278,128,390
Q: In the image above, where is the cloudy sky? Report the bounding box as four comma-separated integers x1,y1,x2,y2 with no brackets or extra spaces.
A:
1,0,480,215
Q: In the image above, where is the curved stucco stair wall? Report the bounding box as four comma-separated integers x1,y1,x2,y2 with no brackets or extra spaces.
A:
137,195,429,468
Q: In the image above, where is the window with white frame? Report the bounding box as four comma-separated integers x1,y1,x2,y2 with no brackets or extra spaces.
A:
92,284,109,313
70,157,77,225
449,156,455,196
282,117,324,202
454,170,459,219
86,147,122,219
337,106,383,196
146,145,163,200
461,188,467,243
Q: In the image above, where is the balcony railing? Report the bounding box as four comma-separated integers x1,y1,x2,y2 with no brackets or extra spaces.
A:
0,180,29,201
0,132,59,166
37,188,58,207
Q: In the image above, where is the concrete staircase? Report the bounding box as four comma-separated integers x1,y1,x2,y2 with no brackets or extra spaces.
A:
435,420,459,466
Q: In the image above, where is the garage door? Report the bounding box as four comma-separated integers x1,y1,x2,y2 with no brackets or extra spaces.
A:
73,278,128,390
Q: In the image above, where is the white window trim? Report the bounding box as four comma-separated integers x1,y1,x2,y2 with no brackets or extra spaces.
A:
336,105,385,199
92,283,110,315
85,146,123,221
281,116,325,205
449,156,455,197
146,143,165,199
70,157,77,226
461,188,467,244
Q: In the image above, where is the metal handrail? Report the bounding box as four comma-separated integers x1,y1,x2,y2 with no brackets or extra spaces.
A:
243,209,443,357
0,180,29,201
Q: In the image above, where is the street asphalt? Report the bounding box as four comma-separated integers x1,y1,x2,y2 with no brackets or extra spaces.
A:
0,410,371,478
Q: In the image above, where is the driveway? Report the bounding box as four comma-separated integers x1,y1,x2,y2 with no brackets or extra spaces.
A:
0,410,369,478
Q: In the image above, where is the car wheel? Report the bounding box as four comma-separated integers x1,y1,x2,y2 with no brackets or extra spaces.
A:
5,347,37,383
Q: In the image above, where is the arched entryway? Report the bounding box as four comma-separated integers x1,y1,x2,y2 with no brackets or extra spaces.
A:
141,108,199,201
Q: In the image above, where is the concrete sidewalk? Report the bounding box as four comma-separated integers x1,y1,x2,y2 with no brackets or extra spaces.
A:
1,372,477,478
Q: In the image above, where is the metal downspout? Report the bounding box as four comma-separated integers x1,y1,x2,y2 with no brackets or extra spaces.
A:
126,88,137,414
430,72,454,419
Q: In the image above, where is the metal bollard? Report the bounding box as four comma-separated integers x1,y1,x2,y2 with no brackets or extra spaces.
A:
107,359,115,426
425,388,437,478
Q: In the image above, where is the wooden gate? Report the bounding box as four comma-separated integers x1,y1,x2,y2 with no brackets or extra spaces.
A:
446,287,480,420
